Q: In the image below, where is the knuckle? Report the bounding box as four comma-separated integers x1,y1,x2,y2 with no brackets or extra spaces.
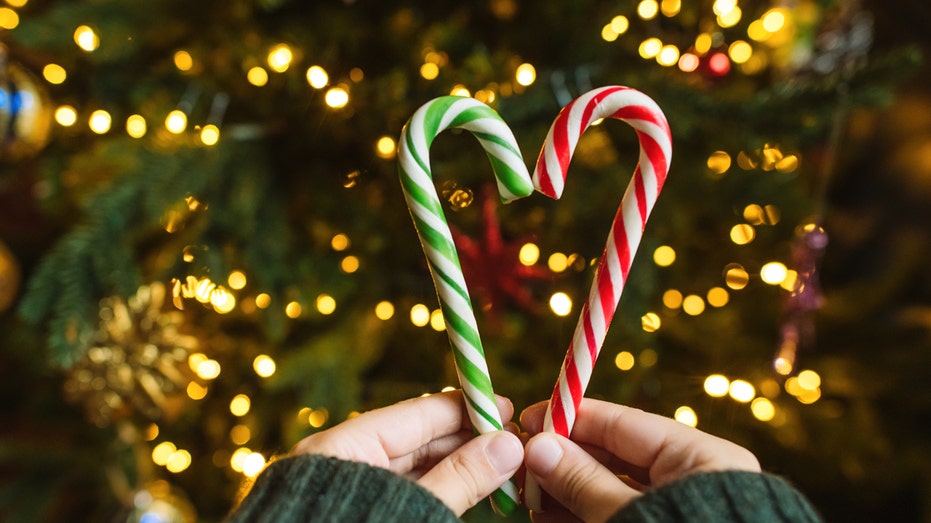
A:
560,459,603,509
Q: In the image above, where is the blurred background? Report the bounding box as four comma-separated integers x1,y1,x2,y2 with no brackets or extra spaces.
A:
0,0,928,521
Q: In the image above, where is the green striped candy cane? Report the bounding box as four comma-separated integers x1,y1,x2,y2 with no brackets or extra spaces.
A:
398,96,533,515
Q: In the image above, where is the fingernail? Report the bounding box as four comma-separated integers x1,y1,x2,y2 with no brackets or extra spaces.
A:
485,432,523,474
526,433,563,475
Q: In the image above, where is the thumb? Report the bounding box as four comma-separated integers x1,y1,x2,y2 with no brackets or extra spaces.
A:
417,431,523,516
524,432,637,523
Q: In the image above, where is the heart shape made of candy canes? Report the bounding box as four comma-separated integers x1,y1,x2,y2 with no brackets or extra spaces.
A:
397,87,671,515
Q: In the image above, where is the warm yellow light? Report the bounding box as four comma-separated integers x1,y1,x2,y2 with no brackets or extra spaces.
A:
728,40,753,64
797,369,821,390
267,44,293,73
410,303,431,327
228,270,247,290
152,442,176,466
247,66,269,87
682,294,705,316
674,406,698,427
429,309,446,331
186,381,208,400
420,62,440,80
230,424,251,446
449,84,470,97
515,63,536,86
230,447,251,472
200,124,220,146
729,380,756,403
601,24,619,42
0,7,19,29
730,224,755,245
194,359,220,380
548,252,569,273
611,15,630,34
717,6,742,28
695,33,713,55
174,50,194,72
74,25,99,52
255,293,271,309
55,105,78,127
126,114,147,138
242,452,266,478
340,255,360,274
166,449,191,473
325,86,349,108
614,351,635,371
285,301,302,318
165,110,187,134
662,289,683,309
751,397,776,421
660,0,681,16
796,387,821,405
253,355,276,378
306,65,329,88
331,233,350,251
707,287,729,307
747,20,770,42
308,408,328,428
637,0,659,20
760,262,788,285
376,136,396,159
657,45,680,66
713,0,737,17
725,264,750,290
780,270,800,292
774,357,794,376
653,245,676,267
519,243,540,266
641,312,661,332
230,394,251,417
704,374,730,397
639,38,663,59
88,110,112,134
42,64,66,84
762,9,787,32
195,278,216,303
144,423,159,441
375,301,395,320
316,294,336,315
549,292,573,317
5,0,27,8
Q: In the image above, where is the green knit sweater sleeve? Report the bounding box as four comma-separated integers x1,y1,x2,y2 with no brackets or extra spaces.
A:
610,471,822,523
225,454,460,523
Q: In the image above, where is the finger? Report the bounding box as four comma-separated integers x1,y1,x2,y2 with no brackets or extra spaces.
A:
390,430,473,477
292,391,514,468
567,399,760,485
524,432,638,523
519,400,549,435
418,431,524,517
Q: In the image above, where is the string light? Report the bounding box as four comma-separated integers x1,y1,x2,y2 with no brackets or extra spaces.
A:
316,294,336,315
730,224,755,245
253,355,276,378
751,397,776,421
515,63,536,86
230,394,251,416
199,124,220,146
0,8,18,29
410,304,430,326
255,293,271,309
429,309,445,331
267,44,293,73
230,424,251,445
228,271,247,290
374,301,395,320
375,136,396,159
325,86,349,108
74,25,99,52
639,38,662,59
450,84,470,97
614,351,635,371
518,243,540,265
662,289,683,309
724,264,750,290
306,65,329,88
340,255,360,273
728,379,756,403
186,381,208,400
548,252,569,272
653,245,676,266
707,287,729,307
55,105,78,127
637,0,659,20
247,66,269,87
42,64,67,84
674,406,698,427
285,301,302,318
682,294,705,316
88,110,112,134
241,452,266,478
760,261,788,285
308,408,328,428
641,312,661,332
165,110,187,134
420,62,440,80
174,50,194,72
549,292,572,316
704,374,730,397
126,114,147,138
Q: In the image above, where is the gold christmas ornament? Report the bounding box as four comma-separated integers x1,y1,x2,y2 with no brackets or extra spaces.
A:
63,282,201,426
0,237,19,313
0,45,53,161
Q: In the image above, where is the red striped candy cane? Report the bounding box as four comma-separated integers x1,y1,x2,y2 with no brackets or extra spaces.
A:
535,86,672,437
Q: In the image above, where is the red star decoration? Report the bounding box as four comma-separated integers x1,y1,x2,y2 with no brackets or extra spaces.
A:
449,184,551,328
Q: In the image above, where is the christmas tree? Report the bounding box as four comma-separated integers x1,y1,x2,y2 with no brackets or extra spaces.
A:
0,0,928,521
